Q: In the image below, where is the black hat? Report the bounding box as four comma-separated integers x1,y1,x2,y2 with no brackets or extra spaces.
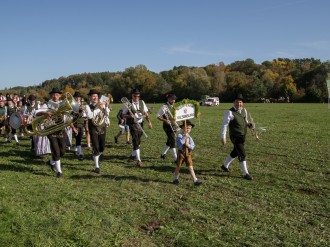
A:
87,89,101,96
179,120,195,129
6,97,13,102
49,88,62,94
131,88,140,95
28,95,36,101
73,91,82,98
235,94,244,102
166,93,177,100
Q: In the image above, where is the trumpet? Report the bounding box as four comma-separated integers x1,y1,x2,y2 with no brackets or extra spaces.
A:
23,92,80,136
121,97,148,138
162,104,181,134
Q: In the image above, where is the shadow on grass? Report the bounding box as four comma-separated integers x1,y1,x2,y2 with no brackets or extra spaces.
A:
0,163,35,172
69,173,170,184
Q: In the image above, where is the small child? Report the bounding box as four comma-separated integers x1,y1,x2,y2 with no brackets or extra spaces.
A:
173,120,202,186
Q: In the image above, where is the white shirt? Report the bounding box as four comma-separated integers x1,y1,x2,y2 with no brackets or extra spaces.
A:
156,102,173,118
84,103,110,125
122,100,148,124
221,107,248,139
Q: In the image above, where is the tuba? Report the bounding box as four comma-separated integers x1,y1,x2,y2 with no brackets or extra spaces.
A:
23,92,80,136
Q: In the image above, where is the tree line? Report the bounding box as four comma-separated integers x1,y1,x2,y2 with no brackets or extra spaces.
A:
2,58,329,103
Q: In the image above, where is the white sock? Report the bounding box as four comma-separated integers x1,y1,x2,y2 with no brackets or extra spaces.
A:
135,149,141,162
223,155,235,168
7,133,13,141
93,155,100,168
13,134,19,143
55,160,62,173
240,161,249,175
50,159,55,166
170,148,177,160
77,145,82,155
162,145,170,155
74,145,77,152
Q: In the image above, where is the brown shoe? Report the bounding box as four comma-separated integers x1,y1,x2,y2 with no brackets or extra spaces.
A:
136,161,143,167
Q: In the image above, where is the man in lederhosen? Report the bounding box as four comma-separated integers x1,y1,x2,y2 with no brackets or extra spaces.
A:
220,94,254,180
5,97,19,145
23,95,39,151
122,88,152,167
84,89,110,174
37,88,66,178
156,92,179,163
0,98,7,139
71,91,86,161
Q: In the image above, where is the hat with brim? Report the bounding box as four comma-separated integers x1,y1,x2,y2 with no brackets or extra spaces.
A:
179,120,195,129
167,93,177,100
131,88,140,95
87,89,101,96
49,88,62,94
73,91,82,98
28,95,36,101
235,94,244,102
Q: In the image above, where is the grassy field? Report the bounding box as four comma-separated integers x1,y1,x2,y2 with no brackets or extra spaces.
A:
0,103,329,246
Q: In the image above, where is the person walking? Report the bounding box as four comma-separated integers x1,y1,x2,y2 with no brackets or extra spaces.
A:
220,94,254,180
173,120,202,186
84,89,110,174
122,88,152,167
156,92,179,163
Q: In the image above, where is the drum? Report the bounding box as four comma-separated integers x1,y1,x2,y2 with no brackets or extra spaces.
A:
9,112,27,129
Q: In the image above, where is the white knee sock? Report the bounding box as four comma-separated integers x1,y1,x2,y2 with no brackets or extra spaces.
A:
13,134,19,143
240,161,249,175
170,148,177,160
77,145,82,155
93,155,100,168
223,155,235,168
131,149,136,157
55,160,62,173
135,149,141,162
162,145,170,155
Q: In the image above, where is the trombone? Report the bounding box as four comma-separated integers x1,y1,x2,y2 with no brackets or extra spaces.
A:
121,97,148,138
162,104,181,135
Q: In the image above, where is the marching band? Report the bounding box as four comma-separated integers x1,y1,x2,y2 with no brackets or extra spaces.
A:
0,89,256,183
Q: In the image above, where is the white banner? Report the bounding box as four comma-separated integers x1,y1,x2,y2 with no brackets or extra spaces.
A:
175,103,195,121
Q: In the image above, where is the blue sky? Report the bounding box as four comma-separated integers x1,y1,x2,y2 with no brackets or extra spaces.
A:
1,0,329,89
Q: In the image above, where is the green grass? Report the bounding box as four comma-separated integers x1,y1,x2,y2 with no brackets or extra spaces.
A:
0,103,329,246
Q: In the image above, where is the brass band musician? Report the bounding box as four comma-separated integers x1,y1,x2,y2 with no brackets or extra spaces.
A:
22,95,39,151
84,89,110,174
70,91,86,161
0,98,7,139
122,88,152,167
5,97,19,145
36,88,67,178
156,92,179,163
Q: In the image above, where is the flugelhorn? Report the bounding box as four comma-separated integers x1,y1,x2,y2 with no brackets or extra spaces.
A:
23,92,80,136
162,104,181,134
121,97,148,138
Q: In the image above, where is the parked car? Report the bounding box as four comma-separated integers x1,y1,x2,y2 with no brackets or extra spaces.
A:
203,97,219,106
